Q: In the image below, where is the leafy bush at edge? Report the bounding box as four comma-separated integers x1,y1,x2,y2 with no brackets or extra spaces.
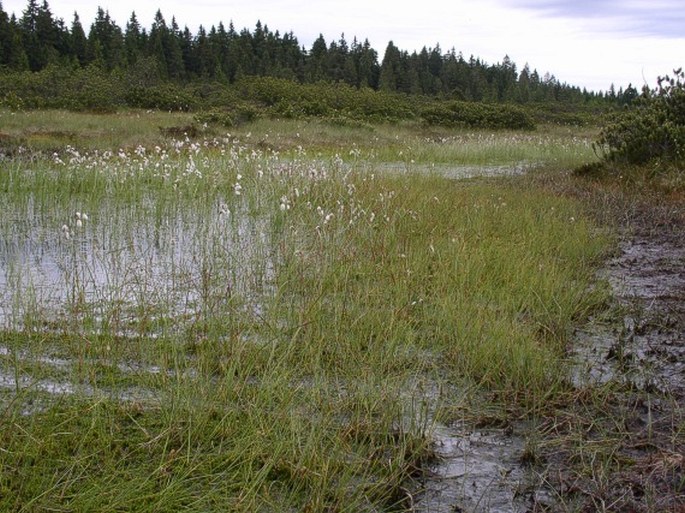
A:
596,69,685,166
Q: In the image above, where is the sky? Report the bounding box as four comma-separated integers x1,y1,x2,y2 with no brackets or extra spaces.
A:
3,0,684,92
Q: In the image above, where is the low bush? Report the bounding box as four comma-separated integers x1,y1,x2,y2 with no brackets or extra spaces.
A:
420,101,535,130
124,83,197,111
0,65,123,112
596,69,685,165
194,102,260,128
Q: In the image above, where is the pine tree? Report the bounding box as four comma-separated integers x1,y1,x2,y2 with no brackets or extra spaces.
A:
326,35,346,82
517,63,531,103
193,25,212,77
124,12,145,66
280,31,304,81
355,38,378,89
165,17,185,80
496,54,517,101
211,22,230,80
149,10,169,78
87,7,125,71
20,0,60,70
440,49,468,99
306,34,328,82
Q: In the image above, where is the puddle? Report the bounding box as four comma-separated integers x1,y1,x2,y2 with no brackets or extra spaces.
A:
415,422,536,513
373,162,534,180
570,235,685,394
0,367,160,403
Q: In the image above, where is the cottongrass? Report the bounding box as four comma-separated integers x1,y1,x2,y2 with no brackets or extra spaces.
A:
0,125,611,511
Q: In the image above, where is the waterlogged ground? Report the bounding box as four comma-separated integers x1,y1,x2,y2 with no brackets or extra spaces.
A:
0,140,539,335
5,118,674,513
0,198,273,333
572,233,685,394
409,196,685,513
414,422,534,512
556,204,685,512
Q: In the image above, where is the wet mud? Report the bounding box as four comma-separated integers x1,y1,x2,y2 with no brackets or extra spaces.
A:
572,234,685,395
414,422,538,513
416,203,684,512
545,207,685,512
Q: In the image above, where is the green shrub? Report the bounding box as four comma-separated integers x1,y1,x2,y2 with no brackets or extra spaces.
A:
0,91,24,110
194,103,260,128
0,66,122,112
529,102,598,126
0,65,71,108
420,101,535,130
124,83,197,111
235,77,415,122
596,69,685,165
64,65,122,113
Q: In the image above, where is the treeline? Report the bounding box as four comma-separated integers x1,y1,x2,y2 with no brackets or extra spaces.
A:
0,0,634,105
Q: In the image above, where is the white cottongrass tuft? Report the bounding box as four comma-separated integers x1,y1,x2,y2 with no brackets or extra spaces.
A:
74,211,88,228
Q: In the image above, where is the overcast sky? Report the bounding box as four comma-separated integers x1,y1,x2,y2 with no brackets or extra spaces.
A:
3,0,684,92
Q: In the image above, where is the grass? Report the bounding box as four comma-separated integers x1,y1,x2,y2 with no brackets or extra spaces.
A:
0,109,613,511
1,109,598,168
509,159,685,512
0,109,196,153
233,118,598,168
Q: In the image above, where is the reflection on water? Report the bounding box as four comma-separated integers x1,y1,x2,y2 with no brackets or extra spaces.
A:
374,161,534,179
0,195,275,335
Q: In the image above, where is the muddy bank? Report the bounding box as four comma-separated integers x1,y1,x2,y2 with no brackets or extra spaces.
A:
572,234,685,395
543,201,685,512
413,195,684,512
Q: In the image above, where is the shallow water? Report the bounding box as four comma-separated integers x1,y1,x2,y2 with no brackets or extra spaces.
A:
415,422,534,513
373,161,534,180
0,196,274,334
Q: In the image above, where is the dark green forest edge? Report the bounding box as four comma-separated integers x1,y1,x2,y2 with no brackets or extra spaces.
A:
1,0,641,129
1,0,684,174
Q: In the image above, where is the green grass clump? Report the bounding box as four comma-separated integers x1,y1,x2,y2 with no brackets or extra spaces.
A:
272,171,607,395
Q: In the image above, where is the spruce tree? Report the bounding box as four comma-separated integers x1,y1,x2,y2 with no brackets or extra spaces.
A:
0,3,29,69
70,12,87,65
306,34,328,82
379,41,401,92
87,7,125,71
124,12,145,66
